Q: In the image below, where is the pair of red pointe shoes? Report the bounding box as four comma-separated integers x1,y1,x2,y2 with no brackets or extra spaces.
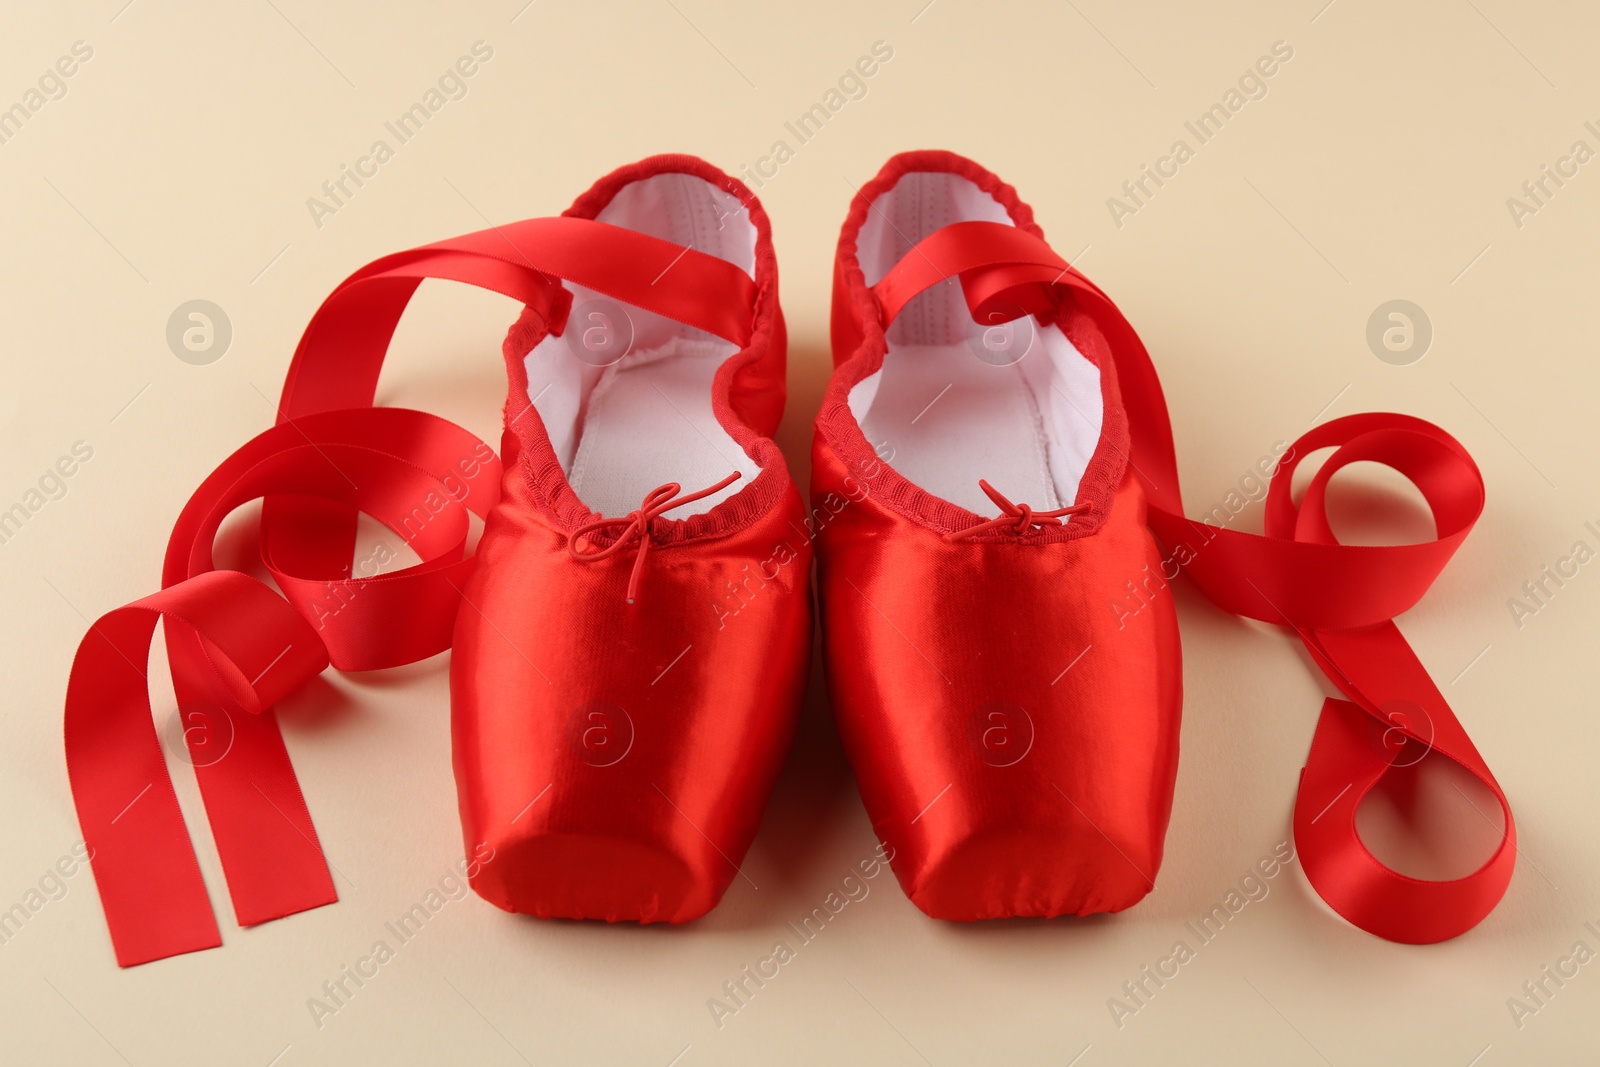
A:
67,142,1518,967
454,150,1179,922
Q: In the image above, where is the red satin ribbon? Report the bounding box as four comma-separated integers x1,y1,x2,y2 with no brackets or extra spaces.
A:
873,220,1069,327
874,220,1514,943
66,216,758,966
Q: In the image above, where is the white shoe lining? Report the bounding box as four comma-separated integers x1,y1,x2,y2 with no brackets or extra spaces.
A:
848,171,1105,517
521,172,759,518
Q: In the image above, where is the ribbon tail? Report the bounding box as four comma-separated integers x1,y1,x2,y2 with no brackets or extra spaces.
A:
1293,694,1517,944
66,612,223,967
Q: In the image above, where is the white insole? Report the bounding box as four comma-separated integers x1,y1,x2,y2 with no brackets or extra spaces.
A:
857,344,1058,515
563,337,755,517
852,323,1108,518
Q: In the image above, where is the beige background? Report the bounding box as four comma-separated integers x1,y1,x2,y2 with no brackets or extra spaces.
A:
4,0,1599,1063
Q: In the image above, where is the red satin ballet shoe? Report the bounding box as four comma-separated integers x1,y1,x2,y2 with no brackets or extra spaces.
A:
811,151,1182,919
452,156,811,921
64,155,811,967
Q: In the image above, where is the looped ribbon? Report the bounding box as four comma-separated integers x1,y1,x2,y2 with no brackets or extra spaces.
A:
568,472,742,603
872,220,1515,944
943,479,1092,541
67,214,760,966
873,221,1071,329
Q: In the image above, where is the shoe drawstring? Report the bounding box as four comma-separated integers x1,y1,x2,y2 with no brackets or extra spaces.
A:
568,471,743,603
943,479,1091,542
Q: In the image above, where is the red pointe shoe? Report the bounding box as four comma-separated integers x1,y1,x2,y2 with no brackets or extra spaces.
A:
453,156,811,921
64,155,808,967
812,151,1182,919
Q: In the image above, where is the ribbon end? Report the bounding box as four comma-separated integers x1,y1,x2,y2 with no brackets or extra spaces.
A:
108,911,223,969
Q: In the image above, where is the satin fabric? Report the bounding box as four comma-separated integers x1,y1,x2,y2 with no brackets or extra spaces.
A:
453,428,811,920
811,446,1182,918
